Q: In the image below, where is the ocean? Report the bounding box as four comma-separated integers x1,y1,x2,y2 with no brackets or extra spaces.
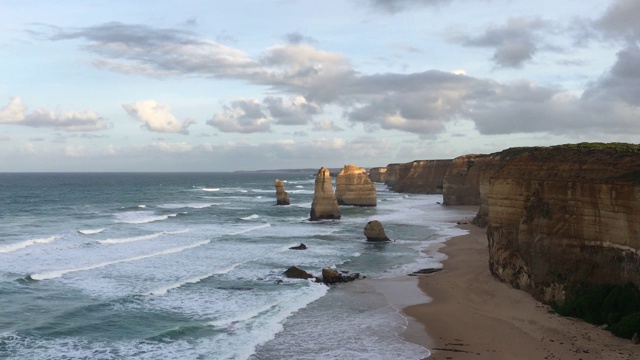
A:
0,172,471,359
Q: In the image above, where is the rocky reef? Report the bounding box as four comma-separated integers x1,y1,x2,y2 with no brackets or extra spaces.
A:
335,164,377,207
484,143,640,305
309,167,341,221
274,179,290,205
368,167,387,183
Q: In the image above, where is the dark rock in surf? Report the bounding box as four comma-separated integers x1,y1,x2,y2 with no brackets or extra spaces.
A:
321,268,360,284
283,266,314,280
289,243,307,250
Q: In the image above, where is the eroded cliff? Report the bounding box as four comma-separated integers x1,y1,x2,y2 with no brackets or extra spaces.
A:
368,167,387,183
392,159,453,194
442,154,491,206
484,143,640,305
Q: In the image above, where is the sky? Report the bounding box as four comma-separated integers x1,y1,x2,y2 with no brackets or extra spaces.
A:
0,0,639,172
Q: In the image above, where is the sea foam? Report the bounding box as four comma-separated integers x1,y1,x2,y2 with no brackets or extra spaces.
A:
0,236,61,254
77,228,105,235
30,240,210,280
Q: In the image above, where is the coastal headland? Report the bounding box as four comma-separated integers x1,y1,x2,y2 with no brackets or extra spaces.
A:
367,142,640,358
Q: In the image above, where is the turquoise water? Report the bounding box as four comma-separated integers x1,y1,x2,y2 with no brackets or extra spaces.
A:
0,172,469,359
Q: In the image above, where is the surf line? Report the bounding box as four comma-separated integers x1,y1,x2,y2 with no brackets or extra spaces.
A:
29,240,210,281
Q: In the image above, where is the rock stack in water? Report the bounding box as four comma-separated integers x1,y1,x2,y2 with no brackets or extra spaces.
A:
274,179,290,205
335,164,377,207
364,220,390,242
309,167,341,221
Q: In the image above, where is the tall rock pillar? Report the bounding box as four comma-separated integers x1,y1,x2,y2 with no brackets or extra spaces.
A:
310,167,341,221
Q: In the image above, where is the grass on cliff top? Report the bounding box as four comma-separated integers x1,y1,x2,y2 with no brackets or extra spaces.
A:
500,142,640,157
554,283,640,339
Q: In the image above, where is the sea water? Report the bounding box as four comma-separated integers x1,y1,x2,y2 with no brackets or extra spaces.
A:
0,172,472,359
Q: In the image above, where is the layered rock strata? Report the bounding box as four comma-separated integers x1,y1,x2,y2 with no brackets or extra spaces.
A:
442,154,490,206
392,159,453,194
384,163,401,189
335,164,377,207
368,167,387,183
274,179,290,205
309,167,341,221
484,143,640,305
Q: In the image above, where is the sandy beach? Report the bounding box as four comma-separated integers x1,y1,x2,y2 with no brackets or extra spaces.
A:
404,212,640,360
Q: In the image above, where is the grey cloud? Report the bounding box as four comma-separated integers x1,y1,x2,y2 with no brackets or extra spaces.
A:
208,99,271,133
285,32,317,45
368,0,452,14
583,44,640,106
596,0,640,41
451,17,552,68
470,46,640,135
312,119,344,132
263,96,321,125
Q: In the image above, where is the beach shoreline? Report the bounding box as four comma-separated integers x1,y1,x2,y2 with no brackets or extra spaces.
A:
401,209,640,359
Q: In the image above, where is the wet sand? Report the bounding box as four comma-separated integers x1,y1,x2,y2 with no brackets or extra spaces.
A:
403,214,640,359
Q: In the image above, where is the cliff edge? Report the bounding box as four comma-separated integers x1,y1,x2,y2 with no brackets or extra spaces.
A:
484,143,640,305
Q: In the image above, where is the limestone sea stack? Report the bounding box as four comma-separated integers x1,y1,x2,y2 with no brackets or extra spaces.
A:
274,179,290,205
364,220,390,242
335,164,377,207
309,167,341,221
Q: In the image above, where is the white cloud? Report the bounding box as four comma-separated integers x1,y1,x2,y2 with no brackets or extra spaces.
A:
122,100,195,134
65,145,86,157
0,97,26,123
150,141,193,153
0,97,107,132
312,119,344,132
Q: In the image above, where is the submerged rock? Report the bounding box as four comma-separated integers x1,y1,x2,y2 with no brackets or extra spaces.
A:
289,243,307,250
309,167,341,221
274,179,290,205
364,220,390,242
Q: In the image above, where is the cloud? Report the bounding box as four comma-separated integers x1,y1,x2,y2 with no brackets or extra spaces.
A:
0,97,108,132
312,119,344,132
285,32,317,45
449,17,553,68
0,97,26,123
263,95,321,125
469,44,640,135
596,0,640,41
122,100,195,134
367,0,452,14
41,21,640,139
48,22,258,78
150,141,193,153
208,99,271,133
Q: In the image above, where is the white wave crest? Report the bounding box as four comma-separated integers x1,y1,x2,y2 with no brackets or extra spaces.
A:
229,223,271,235
0,236,61,253
144,262,242,296
77,228,105,235
30,240,210,280
208,303,278,327
114,211,178,224
98,229,190,244
202,188,220,192
240,214,259,220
